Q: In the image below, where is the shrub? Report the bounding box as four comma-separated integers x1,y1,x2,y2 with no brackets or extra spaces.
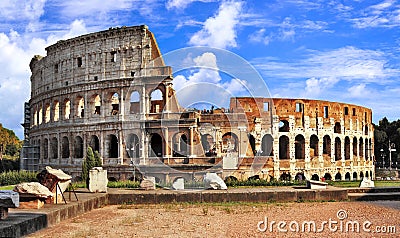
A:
0,170,38,186
82,147,102,188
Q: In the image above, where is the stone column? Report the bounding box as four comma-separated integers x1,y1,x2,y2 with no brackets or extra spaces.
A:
163,127,170,158
189,127,194,157
118,129,124,165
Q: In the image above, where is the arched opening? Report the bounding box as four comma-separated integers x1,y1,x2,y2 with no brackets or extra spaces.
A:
365,171,369,178
334,122,341,133
335,172,342,181
310,135,319,157
43,138,48,160
353,137,358,156
201,134,215,156
295,135,305,160
53,101,59,121
33,107,37,126
279,135,290,160
110,93,120,115
280,172,291,181
222,132,238,153
149,133,163,157
365,125,368,135
75,96,85,118
323,173,332,181
173,133,188,157
127,134,140,158
64,98,71,119
345,137,350,160
107,134,119,158
45,103,51,123
50,137,58,160
261,134,273,156
89,135,100,153
295,172,306,181
311,174,319,181
323,135,331,157
335,137,341,161
345,172,351,181
91,94,101,115
61,136,69,158
130,91,140,114
353,172,358,180
249,134,256,156
38,106,43,124
360,171,364,179
74,136,84,158
359,137,364,158
150,89,164,113
279,120,290,132
370,171,372,179
365,138,369,160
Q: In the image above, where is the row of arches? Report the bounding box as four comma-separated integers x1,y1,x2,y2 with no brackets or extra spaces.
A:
36,134,118,161
309,171,373,181
279,120,370,136
278,134,372,160
32,88,164,126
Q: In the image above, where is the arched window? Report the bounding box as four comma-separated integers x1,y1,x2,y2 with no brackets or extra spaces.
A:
261,134,273,156
91,94,101,115
345,137,350,160
173,133,188,157
353,137,358,156
64,99,71,119
201,134,214,156
295,135,305,160
323,135,331,157
279,120,290,132
130,91,140,114
334,122,341,133
38,106,43,124
53,101,59,121
345,172,351,181
43,138,48,160
279,135,290,160
127,134,139,158
61,136,69,158
150,89,164,113
74,136,84,158
310,135,319,157
107,134,119,158
222,132,238,153
89,135,100,153
50,137,58,160
335,172,342,181
75,96,84,118
110,93,120,115
45,103,51,123
335,137,341,161
149,133,163,157
359,137,364,157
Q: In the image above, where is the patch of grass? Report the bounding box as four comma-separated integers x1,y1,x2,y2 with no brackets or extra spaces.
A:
0,185,14,190
328,180,400,188
107,180,140,188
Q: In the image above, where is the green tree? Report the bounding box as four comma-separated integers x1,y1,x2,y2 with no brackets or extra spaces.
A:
94,150,102,167
82,146,96,188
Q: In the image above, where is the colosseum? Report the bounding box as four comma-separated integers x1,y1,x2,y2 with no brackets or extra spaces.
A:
21,25,374,183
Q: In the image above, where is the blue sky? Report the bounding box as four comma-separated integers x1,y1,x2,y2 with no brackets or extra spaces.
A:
0,0,400,139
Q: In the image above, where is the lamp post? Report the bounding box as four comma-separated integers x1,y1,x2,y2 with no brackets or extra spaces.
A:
381,140,396,170
380,148,386,169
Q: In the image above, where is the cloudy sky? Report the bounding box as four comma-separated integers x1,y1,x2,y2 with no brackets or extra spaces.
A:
1,0,400,139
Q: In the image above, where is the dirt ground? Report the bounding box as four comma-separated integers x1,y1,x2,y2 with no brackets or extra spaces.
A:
27,201,400,238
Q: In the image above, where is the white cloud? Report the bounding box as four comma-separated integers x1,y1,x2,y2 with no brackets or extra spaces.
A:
189,1,243,49
0,20,89,138
0,0,46,21
347,84,372,98
350,0,400,28
166,0,216,10
172,52,248,108
304,77,339,97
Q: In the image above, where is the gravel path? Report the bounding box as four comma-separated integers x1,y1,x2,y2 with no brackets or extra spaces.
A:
27,201,400,237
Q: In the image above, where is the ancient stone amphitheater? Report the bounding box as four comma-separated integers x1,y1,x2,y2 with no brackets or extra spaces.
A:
22,25,374,183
